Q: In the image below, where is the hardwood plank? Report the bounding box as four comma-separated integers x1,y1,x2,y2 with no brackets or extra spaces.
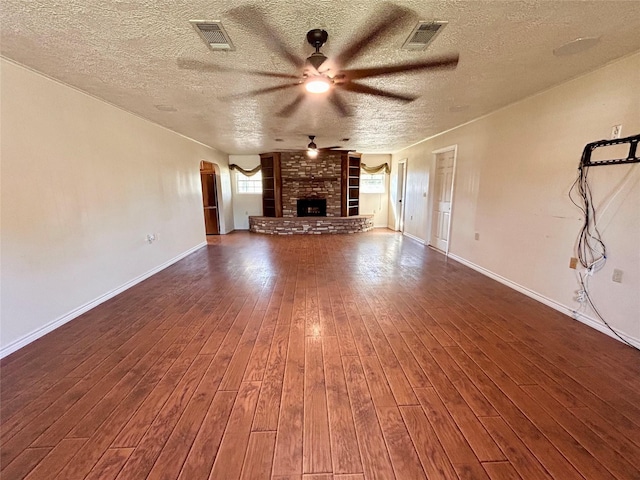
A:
0,447,50,480
239,431,276,480
414,387,479,465
199,297,248,355
24,438,87,480
33,328,167,447
303,337,332,474
252,323,290,431
272,286,306,477
322,337,362,475
341,355,395,480
68,326,183,438
357,312,418,405
376,406,427,479
1,327,163,467
57,342,187,479
482,462,522,480
317,286,337,338
330,294,359,357
445,345,594,480
85,448,134,480
341,292,375,356
360,355,396,408
1,376,80,444
110,348,198,448
401,331,498,417
522,384,639,480
114,355,213,479
479,416,552,479
218,302,268,391
568,405,640,465
242,315,278,382
399,405,459,479
177,391,237,480
453,461,492,480
210,382,262,480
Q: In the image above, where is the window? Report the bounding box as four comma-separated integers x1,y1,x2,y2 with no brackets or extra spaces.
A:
236,171,262,194
360,172,386,193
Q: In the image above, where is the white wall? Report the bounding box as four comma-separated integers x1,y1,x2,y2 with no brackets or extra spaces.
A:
390,52,640,345
0,59,231,355
217,162,235,234
229,154,262,230
360,154,391,228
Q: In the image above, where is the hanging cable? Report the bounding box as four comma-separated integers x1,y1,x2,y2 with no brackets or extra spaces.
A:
569,135,640,351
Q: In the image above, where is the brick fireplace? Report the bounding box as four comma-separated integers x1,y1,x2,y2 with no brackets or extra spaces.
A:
250,150,372,234
280,152,342,217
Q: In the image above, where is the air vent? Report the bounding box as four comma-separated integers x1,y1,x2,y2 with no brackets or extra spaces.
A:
402,21,447,50
190,20,234,51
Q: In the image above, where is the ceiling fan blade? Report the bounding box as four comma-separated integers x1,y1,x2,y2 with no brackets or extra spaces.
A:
277,93,306,117
227,5,304,69
341,55,459,80
177,59,300,79
318,146,342,151
220,83,301,101
328,91,352,117
340,81,417,102
333,2,414,68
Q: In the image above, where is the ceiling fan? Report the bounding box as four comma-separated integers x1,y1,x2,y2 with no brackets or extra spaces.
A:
178,3,459,117
305,135,346,157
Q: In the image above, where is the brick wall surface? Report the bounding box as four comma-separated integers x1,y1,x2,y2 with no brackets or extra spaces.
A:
249,216,374,235
280,152,342,217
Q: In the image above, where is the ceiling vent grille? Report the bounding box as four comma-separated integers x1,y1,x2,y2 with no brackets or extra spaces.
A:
190,20,234,51
402,21,447,50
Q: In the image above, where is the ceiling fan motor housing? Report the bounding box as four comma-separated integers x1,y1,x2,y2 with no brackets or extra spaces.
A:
306,29,328,50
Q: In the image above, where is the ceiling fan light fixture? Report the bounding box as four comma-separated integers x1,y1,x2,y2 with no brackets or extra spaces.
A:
307,148,319,158
305,77,331,94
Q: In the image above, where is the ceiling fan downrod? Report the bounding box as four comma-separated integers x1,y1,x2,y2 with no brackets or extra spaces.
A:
306,29,329,71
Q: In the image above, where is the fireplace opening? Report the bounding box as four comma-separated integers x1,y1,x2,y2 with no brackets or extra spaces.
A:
297,198,327,217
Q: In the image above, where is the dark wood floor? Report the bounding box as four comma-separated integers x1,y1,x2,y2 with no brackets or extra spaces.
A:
2,231,639,480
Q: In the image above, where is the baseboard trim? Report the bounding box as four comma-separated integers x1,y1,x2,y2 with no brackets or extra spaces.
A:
1,242,207,359
447,253,640,349
402,232,426,244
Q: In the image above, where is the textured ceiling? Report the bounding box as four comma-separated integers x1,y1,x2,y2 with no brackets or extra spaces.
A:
2,1,640,154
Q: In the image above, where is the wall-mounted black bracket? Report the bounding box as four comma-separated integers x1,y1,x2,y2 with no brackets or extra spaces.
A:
580,134,640,168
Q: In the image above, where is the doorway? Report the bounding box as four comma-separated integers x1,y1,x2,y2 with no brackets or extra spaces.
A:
430,148,456,253
396,159,407,232
200,161,220,235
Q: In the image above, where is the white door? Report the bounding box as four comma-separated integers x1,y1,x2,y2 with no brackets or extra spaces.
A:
430,151,454,252
397,160,407,232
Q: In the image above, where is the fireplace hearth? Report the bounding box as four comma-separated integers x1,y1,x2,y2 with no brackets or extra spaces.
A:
297,198,327,217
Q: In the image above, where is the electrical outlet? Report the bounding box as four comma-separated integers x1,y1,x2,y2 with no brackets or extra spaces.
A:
611,124,622,139
569,257,578,269
474,232,480,241
612,269,623,283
